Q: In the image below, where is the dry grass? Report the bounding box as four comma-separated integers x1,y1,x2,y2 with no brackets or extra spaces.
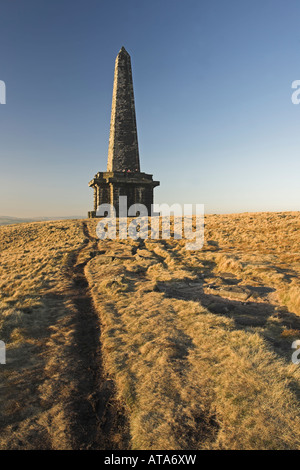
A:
1,212,300,449
0,220,87,449
86,212,300,449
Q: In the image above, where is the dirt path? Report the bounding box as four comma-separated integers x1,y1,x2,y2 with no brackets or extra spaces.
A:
1,214,299,449
62,221,130,449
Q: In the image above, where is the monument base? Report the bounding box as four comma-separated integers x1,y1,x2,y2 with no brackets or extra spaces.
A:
88,171,160,217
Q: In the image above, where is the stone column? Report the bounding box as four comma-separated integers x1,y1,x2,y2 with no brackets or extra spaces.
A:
107,47,140,173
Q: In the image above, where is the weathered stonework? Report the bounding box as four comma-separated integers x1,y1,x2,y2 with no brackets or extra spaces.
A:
107,47,140,172
88,47,159,217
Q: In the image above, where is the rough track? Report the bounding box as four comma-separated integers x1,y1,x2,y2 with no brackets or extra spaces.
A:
65,221,129,449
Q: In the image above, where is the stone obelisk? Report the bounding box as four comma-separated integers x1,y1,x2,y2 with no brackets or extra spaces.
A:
107,47,140,173
88,47,159,217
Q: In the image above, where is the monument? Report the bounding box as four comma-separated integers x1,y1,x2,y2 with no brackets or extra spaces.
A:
88,47,160,217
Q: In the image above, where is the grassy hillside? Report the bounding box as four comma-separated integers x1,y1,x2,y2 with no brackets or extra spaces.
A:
0,213,300,449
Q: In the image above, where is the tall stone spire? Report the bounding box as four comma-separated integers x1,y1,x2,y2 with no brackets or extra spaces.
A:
107,46,140,172
88,47,159,218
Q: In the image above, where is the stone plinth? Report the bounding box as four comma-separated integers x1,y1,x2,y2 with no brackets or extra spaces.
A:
89,171,159,216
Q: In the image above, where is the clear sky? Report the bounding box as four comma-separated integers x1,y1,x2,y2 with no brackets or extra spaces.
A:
0,0,300,217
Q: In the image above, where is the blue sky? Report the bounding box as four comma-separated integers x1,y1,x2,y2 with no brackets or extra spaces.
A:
0,0,300,217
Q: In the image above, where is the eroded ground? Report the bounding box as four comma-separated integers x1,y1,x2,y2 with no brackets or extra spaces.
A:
0,212,300,449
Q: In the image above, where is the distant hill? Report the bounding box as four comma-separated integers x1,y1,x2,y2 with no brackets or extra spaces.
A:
0,215,85,226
